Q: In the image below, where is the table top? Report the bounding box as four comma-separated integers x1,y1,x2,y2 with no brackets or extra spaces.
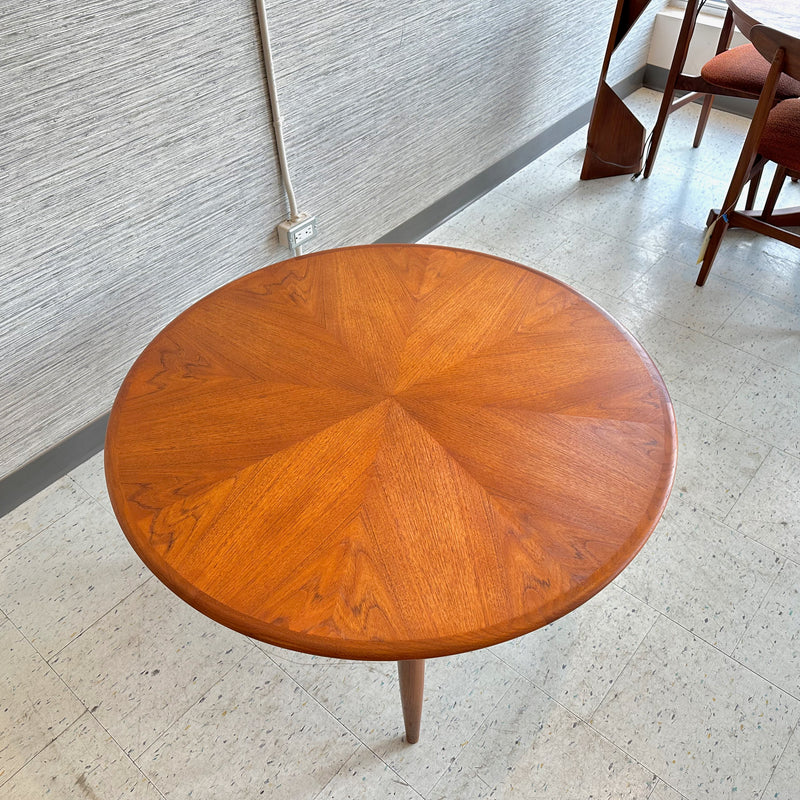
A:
105,244,677,661
728,0,800,39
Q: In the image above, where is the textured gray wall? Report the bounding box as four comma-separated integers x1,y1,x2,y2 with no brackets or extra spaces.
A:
0,0,662,479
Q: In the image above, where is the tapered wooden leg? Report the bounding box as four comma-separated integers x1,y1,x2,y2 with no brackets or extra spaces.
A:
643,0,700,178
693,95,715,149
763,166,787,217
397,659,425,744
696,214,729,286
745,166,763,211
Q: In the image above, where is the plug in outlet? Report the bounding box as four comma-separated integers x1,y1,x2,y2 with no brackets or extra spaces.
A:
277,215,317,250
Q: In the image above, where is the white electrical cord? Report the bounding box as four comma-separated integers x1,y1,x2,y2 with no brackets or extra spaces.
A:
255,0,299,222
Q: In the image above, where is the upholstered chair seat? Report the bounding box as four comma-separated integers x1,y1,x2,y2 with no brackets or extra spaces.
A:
702,44,800,99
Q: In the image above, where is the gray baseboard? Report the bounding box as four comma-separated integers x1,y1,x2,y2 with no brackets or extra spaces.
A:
643,64,757,118
0,414,109,517
0,67,646,516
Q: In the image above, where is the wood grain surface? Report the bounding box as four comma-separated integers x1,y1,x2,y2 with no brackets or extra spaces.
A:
105,244,677,661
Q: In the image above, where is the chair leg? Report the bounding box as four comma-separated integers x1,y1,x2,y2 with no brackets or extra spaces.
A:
696,48,785,287
745,158,766,210
693,95,715,148
693,11,735,150
698,158,764,285
762,165,787,218
697,213,730,286
643,0,700,178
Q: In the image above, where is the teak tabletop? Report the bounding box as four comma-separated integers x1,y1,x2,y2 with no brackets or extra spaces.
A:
105,244,677,742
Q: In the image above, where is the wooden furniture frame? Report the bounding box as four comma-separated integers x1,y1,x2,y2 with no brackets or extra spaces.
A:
105,244,677,743
584,0,799,181
582,0,655,180
643,1,753,179
697,25,800,285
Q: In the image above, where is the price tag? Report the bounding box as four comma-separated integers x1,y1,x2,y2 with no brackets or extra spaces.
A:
697,214,727,264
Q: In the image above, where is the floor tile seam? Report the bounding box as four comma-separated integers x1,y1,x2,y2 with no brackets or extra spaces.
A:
427,762,493,799
547,204,621,245
492,179,580,215
0,708,166,797
705,399,776,489
696,506,796,568
669,395,755,437
584,700,767,800
598,287,800,373
724,626,800,704
130,645,256,774
306,653,528,797
720,444,776,530
678,317,767,363
125,638,263,763
648,778,688,800
260,649,370,798
260,649,368,750
308,742,425,800
710,361,765,423
757,715,800,800
0,709,86,790
670,396,775,470
428,216,471,237
483,646,614,725
576,713,662,789
675,245,800,304
496,210,572,262
78,706,170,799
664,493,751,534
607,587,800,702
621,279,754,343
0,491,97,566
780,551,800,570
736,338,800,379
66,471,108,509
420,673,532,797
584,608,661,721
604,283,737,349
624,592,800,708
492,638,663,783
717,270,800,318
709,306,800,373
729,557,788,658
2,609,91,725
45,573,156,663
737,350,800,380
303,741,368,800
744,281,800,316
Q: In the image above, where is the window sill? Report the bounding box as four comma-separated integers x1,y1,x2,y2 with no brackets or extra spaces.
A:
648,5,748,72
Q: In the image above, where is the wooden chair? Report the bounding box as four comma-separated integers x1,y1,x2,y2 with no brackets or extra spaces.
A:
696,25,800,286
643,2,800,179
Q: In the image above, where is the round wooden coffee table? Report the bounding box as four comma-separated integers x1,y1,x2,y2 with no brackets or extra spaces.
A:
105,244,676,743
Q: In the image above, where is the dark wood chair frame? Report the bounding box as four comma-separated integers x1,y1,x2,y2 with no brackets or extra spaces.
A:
643,0,762,179
696,25,800,286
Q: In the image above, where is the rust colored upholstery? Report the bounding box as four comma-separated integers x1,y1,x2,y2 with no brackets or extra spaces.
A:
759,99,800,172
702,44,800,99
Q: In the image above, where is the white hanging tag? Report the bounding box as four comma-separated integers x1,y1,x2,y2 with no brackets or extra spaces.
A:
697,215,724,264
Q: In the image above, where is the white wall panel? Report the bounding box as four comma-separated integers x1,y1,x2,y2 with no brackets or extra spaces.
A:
0,0,662,478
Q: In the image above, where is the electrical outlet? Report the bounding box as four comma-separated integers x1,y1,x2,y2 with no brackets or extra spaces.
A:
277,215,317,250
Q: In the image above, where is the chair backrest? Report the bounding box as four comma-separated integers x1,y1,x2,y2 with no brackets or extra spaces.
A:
751,25,800,82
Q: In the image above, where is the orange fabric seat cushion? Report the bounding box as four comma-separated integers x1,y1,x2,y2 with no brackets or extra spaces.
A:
760,98,800,173
701,44,800,100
